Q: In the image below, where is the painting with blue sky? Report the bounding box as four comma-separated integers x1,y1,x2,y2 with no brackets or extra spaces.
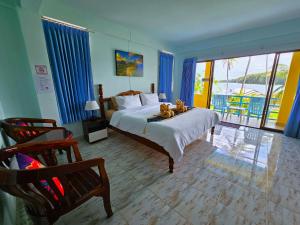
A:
115,50,143,77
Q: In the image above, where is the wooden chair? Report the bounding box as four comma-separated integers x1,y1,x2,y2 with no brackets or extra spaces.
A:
0,117,72,144
0,140,113,225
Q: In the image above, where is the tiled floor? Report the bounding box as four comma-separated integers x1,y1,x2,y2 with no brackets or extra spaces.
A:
20,125,300,225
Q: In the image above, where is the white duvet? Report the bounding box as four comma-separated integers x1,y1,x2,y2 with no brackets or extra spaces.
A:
110,104,219,162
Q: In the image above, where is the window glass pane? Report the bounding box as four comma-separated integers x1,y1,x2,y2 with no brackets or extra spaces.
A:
194,62,206,94
194,62,211,108
265,52,294,130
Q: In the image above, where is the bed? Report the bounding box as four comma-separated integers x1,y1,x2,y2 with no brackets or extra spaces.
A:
98,83,219,172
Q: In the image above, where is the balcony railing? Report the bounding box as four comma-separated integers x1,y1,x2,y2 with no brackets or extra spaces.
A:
210,94,280,121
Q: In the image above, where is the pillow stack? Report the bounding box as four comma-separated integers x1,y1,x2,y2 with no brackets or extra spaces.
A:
114,93,159,110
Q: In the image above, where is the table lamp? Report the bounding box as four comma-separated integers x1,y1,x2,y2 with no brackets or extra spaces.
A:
159,93,167,102
85,100,99,120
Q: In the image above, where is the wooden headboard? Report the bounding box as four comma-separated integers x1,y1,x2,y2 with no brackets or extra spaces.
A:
98,83,155,120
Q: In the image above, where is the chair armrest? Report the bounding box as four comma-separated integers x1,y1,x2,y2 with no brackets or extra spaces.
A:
4,158,106,185
12,127,72,144
6,118,57,127
13,126,65,132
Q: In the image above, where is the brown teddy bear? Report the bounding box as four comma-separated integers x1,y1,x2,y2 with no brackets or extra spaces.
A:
160,104,175,118
176,99,188,113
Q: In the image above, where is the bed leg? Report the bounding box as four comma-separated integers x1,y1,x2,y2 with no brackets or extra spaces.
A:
168,156,174,173
211,126,215,135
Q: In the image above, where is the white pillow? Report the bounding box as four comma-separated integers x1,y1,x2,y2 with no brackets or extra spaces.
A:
140,93,159,106
115,95,142,110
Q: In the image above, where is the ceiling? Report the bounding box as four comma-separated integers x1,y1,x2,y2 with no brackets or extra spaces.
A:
54,0,300,45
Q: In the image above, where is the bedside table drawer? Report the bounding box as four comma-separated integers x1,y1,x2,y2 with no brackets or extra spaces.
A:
88,129,107,142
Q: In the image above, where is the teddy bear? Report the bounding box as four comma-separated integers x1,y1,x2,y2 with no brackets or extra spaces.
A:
176,99,188,113
160,104,175,118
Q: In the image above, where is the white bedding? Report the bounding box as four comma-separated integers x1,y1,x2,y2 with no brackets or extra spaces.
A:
110,103,219,162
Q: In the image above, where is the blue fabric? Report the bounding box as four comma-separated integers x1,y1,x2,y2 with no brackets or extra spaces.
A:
180,57,197,106
284,77,300,138
158,52,174,102
43,21,95,124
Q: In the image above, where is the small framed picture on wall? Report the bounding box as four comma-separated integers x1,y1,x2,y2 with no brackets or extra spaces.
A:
35,65,48,75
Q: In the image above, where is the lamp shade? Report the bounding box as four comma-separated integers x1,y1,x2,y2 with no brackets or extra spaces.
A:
85,100,99,111
159,93,167,100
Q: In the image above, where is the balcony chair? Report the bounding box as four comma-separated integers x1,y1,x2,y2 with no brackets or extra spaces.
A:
0,140,113,225
212,94,228,118
246,97,265,124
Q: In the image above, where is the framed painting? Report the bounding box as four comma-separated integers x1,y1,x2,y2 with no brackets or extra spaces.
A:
115,50,143,77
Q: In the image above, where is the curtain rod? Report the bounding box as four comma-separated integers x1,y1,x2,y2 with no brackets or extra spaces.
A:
160,50,174,55
41,16,95,33
41,16,173,53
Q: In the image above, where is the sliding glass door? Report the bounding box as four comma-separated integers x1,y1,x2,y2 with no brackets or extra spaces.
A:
206,50,300,131
210,54,275,128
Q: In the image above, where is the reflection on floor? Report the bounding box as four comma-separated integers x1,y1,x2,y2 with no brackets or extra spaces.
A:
20,125,300,225
216,112,284,130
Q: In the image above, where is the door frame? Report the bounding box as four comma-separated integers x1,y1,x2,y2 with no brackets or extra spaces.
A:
194,60,214,109
206,60,214,109
259,53,280,130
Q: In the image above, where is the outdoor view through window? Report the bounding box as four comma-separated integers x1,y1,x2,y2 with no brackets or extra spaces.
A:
194,51,298,130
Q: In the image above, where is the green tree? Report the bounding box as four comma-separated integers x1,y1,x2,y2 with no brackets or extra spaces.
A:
194,72,204,93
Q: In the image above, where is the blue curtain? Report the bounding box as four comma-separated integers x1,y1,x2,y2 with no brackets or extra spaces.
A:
158,52,174,102
284,76,300,138
180,57,197,106
42,20,95,124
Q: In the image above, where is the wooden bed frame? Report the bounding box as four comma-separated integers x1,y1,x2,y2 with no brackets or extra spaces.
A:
98,83,214,173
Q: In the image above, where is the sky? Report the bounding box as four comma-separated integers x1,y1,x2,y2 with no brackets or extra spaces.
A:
196,52,293,80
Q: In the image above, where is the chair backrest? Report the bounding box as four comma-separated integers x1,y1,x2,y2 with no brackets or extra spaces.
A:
0,120,37,143
0,118,57,144
0,146,59,218
0,140,80,221
0,140,112,223
248,97,265,116
212,95,227,110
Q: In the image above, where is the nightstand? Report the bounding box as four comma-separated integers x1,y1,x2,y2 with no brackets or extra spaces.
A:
82,118,108,143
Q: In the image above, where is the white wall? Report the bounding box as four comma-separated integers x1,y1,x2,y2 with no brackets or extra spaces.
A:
0,3,41,119
18,3,175,137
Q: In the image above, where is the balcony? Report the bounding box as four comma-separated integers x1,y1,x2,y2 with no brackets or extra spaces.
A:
210,94,281,129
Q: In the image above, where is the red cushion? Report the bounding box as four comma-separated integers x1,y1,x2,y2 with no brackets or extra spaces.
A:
15,153,64,201
15,122,39,138
16,122,29,126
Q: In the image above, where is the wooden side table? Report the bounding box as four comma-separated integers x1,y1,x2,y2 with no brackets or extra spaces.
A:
82,118,108,143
